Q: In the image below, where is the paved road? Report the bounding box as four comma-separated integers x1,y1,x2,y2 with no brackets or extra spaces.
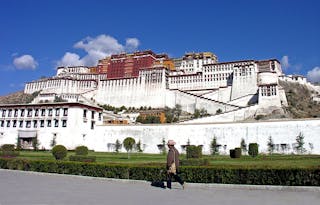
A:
0,169,319,205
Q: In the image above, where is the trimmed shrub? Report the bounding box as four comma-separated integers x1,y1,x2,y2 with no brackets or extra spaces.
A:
186,145,202,159
248,143,259,157
180,158,209,166
0,144,19,157
229,149,235,158
0,158,319,186
7,159,29,170
75,146,89,156
52,145,67,160
234,148,242,158
69,155,96,162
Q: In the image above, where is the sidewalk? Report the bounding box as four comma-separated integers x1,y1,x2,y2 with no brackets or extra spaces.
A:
0,169,319,205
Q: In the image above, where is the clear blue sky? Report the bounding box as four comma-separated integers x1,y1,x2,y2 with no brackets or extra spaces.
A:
1,0,319,95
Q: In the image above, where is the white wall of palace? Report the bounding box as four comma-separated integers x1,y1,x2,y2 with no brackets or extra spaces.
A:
1,118,319,155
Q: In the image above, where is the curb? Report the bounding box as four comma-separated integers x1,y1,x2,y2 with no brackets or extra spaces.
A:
1,169,319,192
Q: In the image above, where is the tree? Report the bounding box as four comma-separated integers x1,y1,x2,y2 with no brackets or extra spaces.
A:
50,136,57,148
210,136,219,155
200,108,208,117
32,137,40,151
295,132,306,154
136,140,143,153
161,138,166,155
54,96,67,102
240,138,247,155
193,109,201,119
123,137,136,159
164,104,182,123
115,139,121,153
16,137,22,150
165,106,174,123
267,136,274,154
309,143,314,154
187,138,191,146
216,108,222,114
174,104,182,119
248,143,259,157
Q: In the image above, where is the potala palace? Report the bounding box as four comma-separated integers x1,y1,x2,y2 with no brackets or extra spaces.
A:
24,50,287,115
1,50,320,154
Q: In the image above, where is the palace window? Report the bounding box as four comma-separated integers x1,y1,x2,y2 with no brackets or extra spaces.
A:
62,120,67,127
261,85,277,96
91,111,95,119
48,109,53,116
8,109,12,117
19,121,23,128
26,121,31,128
83,110,87,118
54,119,59,127
2,110,6,117
40,120,44,128
63,108,68,116
41,109,46,116
6,120,10,127
14,109,18,117
35,109,39,117
47,120,52,127
55,108,60,116
13,120,17,127
33,120,38,128
27,109,32,117
0,120,4,127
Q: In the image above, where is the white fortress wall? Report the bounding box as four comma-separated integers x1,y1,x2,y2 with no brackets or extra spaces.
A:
95,69,168,108
88,119,320,154
168,73,204,90
227,94,258,107
168,90,239,114
201,86,232,103
278,86,288,106
231,63,258,100
25,78,98,95
180,105,259,123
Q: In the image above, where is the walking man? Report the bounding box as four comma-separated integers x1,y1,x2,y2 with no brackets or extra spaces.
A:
166,140,185,189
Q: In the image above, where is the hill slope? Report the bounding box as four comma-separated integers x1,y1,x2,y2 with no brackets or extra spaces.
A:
279,81,320,118
0,91,35,104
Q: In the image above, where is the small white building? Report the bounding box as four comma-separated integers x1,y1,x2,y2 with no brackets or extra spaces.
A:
0,102,103,150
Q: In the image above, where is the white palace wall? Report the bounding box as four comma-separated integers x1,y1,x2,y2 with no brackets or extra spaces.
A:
95,69,168,108
88,119,320,154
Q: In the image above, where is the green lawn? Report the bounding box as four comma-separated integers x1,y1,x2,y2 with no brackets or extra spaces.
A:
16,151,320,169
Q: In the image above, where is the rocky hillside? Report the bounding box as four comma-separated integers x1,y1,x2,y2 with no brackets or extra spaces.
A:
0,91,36,104
279,81,320,118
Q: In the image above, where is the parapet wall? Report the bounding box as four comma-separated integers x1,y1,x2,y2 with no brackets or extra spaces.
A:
87,119,320,155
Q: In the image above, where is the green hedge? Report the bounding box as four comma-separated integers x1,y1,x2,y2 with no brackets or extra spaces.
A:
249,143,259,157
186,145,202,159
75,146,89,156
230,149,235,158
180,158,209,166
234,148,242,158
0,144,19,157
52,145,67,160
69,155,96,162
0,158,319,186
